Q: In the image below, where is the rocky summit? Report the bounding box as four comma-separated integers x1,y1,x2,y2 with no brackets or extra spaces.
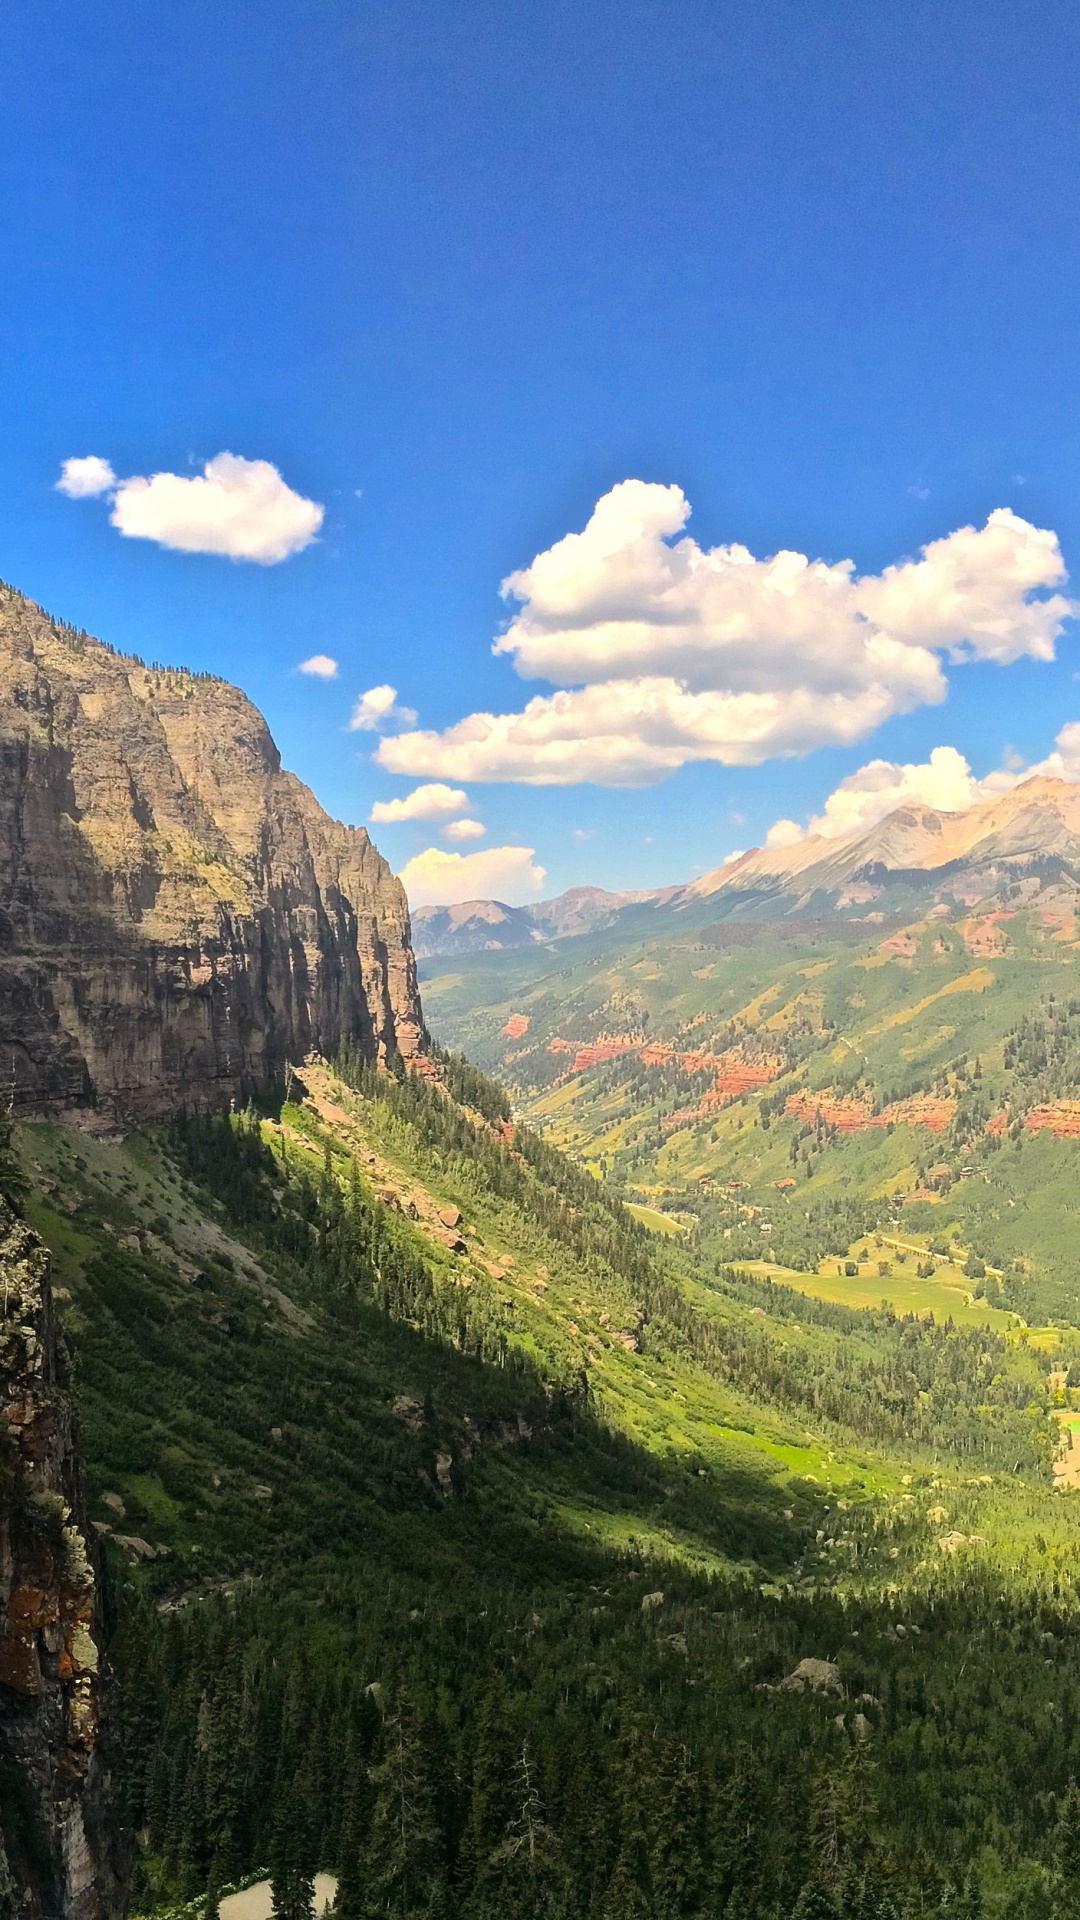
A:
0,583,424,1119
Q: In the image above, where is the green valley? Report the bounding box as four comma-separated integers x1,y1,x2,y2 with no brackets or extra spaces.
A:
421,889,1080,1329
17,1040,1080,1919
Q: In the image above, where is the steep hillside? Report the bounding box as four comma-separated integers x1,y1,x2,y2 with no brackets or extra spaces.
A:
0,582,423,1119
18,1053,1080,1917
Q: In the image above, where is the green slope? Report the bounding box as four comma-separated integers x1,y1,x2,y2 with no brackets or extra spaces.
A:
18,1044,1080,1917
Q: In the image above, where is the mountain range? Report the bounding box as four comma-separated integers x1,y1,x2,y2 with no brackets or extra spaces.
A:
684,772,1080,911
410,884,655,956
415,774,1080,956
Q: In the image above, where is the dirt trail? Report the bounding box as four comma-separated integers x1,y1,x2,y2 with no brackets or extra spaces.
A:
220,1874,337,1920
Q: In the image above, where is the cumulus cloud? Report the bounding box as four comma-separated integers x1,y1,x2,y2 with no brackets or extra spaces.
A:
349,685,418,733
57,451,323,562
442,818,486,841
369,783,469,822
397,843,546,907
376,481,1074,785
56,455,117,498
378,675,929,785
298,653,338,679
763,728,1080,850
764,818,805,848
800,745,987,842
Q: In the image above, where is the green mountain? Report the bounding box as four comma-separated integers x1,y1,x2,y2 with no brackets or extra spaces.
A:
12,1044,1080,1920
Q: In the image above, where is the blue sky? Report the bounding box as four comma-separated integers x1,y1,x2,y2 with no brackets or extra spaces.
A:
5,1,1080,902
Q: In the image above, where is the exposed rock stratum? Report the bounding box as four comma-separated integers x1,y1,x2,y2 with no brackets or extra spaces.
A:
0,583,425,1117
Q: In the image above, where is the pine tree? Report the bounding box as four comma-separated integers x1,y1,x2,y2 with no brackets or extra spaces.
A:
331,1840,365,1920
791,1888,839,1920
204,1668,242,1882
807,1749,876,1909
482,1743,569,1920
359,1695,446,1920
712,1747,766,1916
460,1683,518,1908
1054,1783,1080,1920
601,1831,653,1920
177,1746,208,1895
951,1870,982,1920
202,1862,223,1920
648,1740,706,1920
270,1783,316,1920
0,1098,27,1212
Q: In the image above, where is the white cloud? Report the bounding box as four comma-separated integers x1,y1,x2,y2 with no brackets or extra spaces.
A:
800,745,986,841
765,818,805,848
58,450,323,562
856,510,1070,666
111,453,323,562
298,653,338,679
349,685,418,733
56,455,117,498
398,843,546,907
370,783,470,823
376,482,1074,785
442,818,486,841
378,673,940,785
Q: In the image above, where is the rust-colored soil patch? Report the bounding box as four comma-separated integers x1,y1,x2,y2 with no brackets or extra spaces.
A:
785,1090,956,1135
960,911,1014,957
1025,1101,1080,1138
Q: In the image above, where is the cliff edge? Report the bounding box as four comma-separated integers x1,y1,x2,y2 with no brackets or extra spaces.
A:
0,583,425,1118
0,1196,124,1917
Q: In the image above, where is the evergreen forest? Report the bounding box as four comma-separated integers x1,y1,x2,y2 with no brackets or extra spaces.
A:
15,1014,1080,1920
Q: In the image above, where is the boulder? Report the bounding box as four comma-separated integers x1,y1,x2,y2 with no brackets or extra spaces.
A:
780,1658,843,1694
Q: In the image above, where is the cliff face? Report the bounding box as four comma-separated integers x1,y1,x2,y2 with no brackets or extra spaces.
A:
0,584,425,1118
0,1197,124,1917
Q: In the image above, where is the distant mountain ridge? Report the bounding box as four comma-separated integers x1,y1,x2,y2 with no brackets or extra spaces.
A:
682,775,1080,915
415,777,1080,955
411,885,655,956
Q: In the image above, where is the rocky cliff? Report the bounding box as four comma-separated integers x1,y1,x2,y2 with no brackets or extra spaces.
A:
0,583,425,1118
0,1195,124,1917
